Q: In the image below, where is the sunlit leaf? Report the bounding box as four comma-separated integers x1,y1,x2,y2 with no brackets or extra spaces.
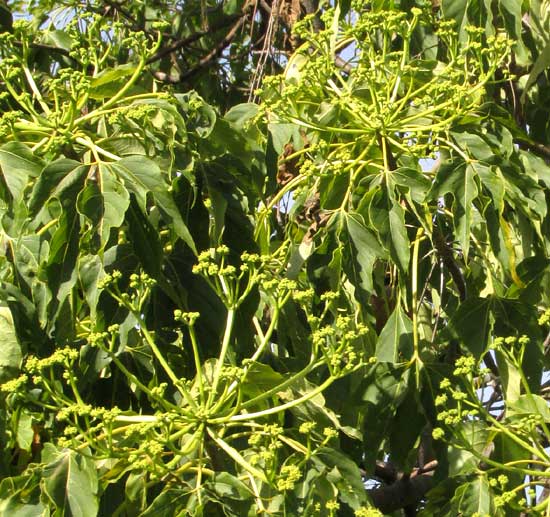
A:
42,447,99,517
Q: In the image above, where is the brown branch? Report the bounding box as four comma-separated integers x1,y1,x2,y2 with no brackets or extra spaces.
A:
374,460,398,484
517,139,550,161
368,472,435,514
543,329,550,353
368,458,439,514
483,350,500,379
146,12,245,65
178,14,249,81
432,225,467,302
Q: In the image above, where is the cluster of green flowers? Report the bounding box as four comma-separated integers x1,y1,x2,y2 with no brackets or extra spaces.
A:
25,347,79,373
348,9,409,39
126,438,165,471
299,421,316,435
97,270,156,314
248,424,284,468
129,272,156,290
310,313,369,375
108,104,159,126
354,507,383,517
0,55,21,81
192,246,235,276
48,69,91,100
0,110,22,138
538,308,550,326
487,474,517,507
452,355,477,376
432,366,481,435
192,246,301,308
174,310,200,326
276,464,302,491
0,374,28,394
97,269,123,289
326,500,340,514
56,404,122,424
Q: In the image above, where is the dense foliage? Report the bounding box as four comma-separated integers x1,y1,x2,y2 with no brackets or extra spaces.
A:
2,0,550,515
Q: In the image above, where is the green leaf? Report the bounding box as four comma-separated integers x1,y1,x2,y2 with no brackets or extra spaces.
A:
176,92,217,138
210,472,252,501
96,163,131,233
78,255,105,319
375,303,413,363
125,472,147,514
0,306,22,383
140,489,190,516
312,447,367,509
449,297,494,359
451,131,494,162
88,64,136,99
47,208,80,307
319,171,349,209
498,0,527,63
508,394,550,421
111,156,165,205
0,283,46,351
240,362,285,396
10,235,51,326
41,29,72,50
112,156,196,252
16,410,34,451
450,476,496,516
430,160,478,260
389,386,425,470
154,190,197,253
357,364,410,467
0,143,43,204
388,200,409,273
495,349,521,403
77,164,130,247
42,448,99,517
447,421,490,476
28,159,87,217
344,212,385,293
390,167,431,203
286,239,314,280
224,103,260,128
267,123,300,154
126,196,162,277
475,163,504,213
0,472,45,517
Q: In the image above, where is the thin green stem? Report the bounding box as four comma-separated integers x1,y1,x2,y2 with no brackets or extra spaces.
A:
188,325,205,405
237,359,323,411
227,374,337,422
75,136,121,161
208,307,236,407
74,57,147,126
139,323,198,410
207,428,268,482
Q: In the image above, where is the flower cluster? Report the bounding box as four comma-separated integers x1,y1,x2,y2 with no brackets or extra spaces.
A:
0,374,28,394
25,347,79,373
311,315,369,375
276,464,302,491
355,507,383,517
108,104,159,126
539,308,550,326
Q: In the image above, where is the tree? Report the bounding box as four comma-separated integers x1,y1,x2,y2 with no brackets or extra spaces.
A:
1,0,550,515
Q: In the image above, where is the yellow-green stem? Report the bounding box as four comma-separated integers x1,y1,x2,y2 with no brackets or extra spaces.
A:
208,307,236,408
